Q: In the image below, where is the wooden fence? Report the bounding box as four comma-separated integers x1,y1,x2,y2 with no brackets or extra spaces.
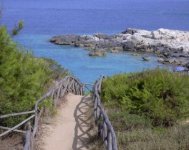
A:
0,76,83,150
93,77,118,150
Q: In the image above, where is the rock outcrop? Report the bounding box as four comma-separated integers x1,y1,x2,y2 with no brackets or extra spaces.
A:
50,28,189,69
88,50,106,57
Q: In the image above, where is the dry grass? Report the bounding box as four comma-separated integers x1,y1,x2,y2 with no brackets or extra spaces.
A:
0,133,23,150
115,122,189,150
104,108,189,150
87,134,105,150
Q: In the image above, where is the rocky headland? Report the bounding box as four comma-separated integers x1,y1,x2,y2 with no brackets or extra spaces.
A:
50,28,189,70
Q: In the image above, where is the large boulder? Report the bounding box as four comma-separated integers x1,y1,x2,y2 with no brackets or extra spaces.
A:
50,35,80,45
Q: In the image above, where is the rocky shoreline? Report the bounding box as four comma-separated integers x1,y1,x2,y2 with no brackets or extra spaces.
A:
50,28,189,71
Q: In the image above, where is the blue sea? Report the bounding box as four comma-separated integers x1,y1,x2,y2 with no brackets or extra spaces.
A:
1,0,189,83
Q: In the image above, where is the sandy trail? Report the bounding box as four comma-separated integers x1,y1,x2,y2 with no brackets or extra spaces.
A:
41,93,95,150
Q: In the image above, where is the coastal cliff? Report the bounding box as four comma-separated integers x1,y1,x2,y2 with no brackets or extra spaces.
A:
50,28,189,70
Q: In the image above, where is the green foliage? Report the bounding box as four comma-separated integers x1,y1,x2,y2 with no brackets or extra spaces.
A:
101,69,189,149
0,26,68,126
12,20,24,36
108,109,152,131
40,97,57,117
42,58,68,80
101,69,189,127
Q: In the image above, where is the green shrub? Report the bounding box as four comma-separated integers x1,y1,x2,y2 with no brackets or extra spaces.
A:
42,58,68,80
0,26,68,126
12,20,24,36
108,109,152,131
101,69,189,127
101,69,189,149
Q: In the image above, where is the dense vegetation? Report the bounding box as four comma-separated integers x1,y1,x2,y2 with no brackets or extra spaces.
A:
101,69,189,149
0,26,68,126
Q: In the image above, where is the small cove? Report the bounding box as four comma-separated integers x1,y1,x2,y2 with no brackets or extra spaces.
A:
15,34,168,83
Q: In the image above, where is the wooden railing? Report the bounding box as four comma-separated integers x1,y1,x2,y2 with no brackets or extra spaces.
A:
93,77,118,150
0,76,83,150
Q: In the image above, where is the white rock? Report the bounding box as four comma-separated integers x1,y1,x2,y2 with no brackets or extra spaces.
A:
123,28,189,53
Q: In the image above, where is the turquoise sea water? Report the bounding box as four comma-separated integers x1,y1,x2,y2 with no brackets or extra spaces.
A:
2,0,189,83
14,34,165,83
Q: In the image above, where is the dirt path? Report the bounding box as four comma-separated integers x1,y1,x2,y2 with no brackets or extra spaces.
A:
40,93,96,150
